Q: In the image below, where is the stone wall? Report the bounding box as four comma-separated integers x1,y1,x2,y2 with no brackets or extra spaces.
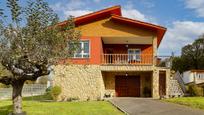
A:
53,65,105,101
152,68,159,98
153,67,171,99
52,64,171,101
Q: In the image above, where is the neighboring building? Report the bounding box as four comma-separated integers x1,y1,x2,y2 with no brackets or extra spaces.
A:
52,6,172,101
160,57,173,68
183,70,204,86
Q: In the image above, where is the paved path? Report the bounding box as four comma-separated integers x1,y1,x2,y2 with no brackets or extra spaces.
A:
109,97,204,115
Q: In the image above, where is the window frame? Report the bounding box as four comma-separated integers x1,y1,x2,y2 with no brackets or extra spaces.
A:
73,40,90,58
128,48,141,61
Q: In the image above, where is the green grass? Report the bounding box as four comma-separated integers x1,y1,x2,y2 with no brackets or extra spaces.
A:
0,96,123,115
164,97,204,110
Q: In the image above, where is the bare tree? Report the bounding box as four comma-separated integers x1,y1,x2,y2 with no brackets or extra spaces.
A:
0,0,80,114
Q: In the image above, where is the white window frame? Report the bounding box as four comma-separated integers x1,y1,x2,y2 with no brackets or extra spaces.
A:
74,40,90,58
128,49,141,61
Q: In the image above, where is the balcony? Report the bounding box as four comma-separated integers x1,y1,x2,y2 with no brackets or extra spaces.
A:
101,54,153,65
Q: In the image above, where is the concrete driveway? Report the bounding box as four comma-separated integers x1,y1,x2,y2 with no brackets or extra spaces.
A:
109,97,204,115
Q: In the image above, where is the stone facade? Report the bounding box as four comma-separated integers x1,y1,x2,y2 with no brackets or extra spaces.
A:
152,68,159,98
152,67,171,99
53,65,171,101
165,69,171,97
53,65,105,101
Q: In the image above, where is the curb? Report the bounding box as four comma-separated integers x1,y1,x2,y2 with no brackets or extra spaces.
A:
108,100,129,115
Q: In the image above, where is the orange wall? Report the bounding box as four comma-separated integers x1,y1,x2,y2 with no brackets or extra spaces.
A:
71,41,153,64
68,37,153,65
103,44,153,55
103,44,153,64
69,36,102,64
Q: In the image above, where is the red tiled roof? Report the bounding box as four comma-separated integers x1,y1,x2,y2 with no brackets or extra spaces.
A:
57,5,121,26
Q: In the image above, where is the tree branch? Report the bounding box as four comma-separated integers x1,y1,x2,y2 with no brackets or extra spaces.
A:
0,75,13,85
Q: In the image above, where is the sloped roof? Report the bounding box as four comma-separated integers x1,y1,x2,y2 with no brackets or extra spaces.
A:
57,6,121,26
58,5,166,47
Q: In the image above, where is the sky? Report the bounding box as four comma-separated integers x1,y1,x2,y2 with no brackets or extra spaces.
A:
1,0,204,56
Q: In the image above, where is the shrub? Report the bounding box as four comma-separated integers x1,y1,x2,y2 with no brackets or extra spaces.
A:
46,86,52,92
187,85,204,96
50,86,62,101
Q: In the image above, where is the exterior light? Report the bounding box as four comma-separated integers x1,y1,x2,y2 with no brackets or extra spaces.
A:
125,72,128,76
126,40,129,48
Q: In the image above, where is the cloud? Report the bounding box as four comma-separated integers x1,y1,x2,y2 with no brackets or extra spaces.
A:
64,0,86,10
122,9,147,22
158,21,204,55
51,0,157,23
185,0,204,17
122,10,158,24
139,0,155,8
51,0,92,19
51,0,85,11
64,10,92,17
122,1,156,23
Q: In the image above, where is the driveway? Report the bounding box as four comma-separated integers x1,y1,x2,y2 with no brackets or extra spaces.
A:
109,97,204,115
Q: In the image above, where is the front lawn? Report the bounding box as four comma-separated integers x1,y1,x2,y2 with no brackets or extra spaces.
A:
164,97,204,110
0,97,123,115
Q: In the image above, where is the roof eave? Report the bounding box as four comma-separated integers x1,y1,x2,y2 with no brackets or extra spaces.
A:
57,5,122,27
110,15,167,47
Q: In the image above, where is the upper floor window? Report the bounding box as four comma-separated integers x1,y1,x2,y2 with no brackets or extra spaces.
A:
69,40,90,58
75,40,90,58
128,49,141,61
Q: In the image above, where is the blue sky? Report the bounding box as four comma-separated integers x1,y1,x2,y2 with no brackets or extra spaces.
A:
1,0,204,56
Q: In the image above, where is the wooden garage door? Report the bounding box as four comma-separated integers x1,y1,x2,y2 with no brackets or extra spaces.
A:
115,76,140,97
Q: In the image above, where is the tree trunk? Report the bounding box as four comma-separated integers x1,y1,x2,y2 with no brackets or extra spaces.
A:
12,80,25,115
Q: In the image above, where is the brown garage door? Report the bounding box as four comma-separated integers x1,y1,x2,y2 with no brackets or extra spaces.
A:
115,76,140,97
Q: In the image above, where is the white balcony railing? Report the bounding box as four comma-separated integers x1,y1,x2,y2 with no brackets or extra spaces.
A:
101,54,153,65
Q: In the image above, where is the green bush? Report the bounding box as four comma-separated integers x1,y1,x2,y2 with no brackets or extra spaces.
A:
50,86,62,101
46,86,52,92
187,85,204,96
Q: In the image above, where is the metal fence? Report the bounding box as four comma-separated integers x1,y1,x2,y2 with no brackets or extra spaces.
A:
0,84,47,100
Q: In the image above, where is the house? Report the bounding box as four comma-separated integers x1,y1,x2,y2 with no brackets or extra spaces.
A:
183,70,204,86
52,6,171,101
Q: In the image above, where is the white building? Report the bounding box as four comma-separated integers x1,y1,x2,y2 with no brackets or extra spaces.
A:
183,70,204,85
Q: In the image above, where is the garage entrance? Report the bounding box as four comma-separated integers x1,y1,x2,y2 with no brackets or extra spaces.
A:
115,76,140,97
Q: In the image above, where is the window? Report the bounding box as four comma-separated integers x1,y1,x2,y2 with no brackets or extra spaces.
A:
73,40,90,58
197,73,204,80
128,49,141,61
